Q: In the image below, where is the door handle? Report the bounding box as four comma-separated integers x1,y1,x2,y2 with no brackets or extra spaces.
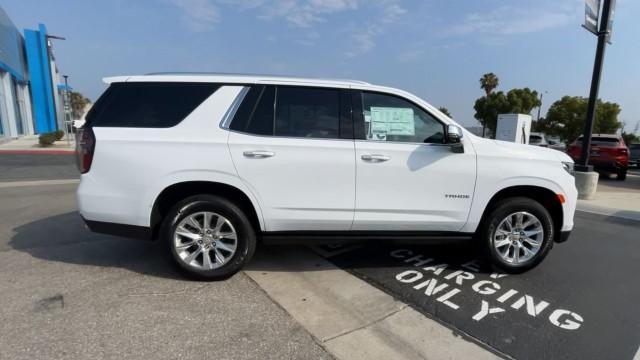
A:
243,150,275,158
361,154,390,162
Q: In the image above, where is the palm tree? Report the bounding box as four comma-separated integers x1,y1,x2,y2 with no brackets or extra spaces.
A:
69,91,91,119
479,73,499,95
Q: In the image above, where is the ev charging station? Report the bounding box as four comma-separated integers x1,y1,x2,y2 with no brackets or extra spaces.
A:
495,114,532,144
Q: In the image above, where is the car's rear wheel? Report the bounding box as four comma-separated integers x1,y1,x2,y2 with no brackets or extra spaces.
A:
480,197,554,273
617,168,627,181
161,195,256,280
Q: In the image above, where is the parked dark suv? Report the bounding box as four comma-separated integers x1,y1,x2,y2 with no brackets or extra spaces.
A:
567,134,629,180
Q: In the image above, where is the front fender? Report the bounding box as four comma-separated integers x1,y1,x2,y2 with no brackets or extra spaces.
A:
461,175,565,233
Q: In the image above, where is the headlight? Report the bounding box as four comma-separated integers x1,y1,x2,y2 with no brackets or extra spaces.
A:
562,161,574,176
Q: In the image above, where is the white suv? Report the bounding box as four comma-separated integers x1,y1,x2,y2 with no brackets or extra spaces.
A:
76,73,577,279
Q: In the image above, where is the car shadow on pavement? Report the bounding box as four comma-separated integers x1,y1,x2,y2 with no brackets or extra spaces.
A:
249,240,494,275
9,211,187,281
10,211,490,279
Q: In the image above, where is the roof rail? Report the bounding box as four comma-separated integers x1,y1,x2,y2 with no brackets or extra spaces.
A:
142,72,370,85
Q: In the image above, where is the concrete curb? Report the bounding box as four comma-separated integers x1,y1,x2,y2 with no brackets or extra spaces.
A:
244,247,498,360
0,149,75,155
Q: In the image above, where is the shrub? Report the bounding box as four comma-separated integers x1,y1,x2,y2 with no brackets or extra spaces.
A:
54,130,65,141
38,132,57,146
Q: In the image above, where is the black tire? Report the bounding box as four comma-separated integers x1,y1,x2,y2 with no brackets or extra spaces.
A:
479,197,554,274
617,168,627,181
161,195,257,280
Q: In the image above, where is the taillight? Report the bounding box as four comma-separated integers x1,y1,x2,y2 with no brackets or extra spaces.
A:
76,127,95,174
567,145,579,157
618,148,628,156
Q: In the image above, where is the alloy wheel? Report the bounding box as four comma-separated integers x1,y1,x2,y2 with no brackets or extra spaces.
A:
173,211,238,270
493,211,544,264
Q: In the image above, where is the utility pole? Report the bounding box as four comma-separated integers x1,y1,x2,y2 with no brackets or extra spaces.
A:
536,91,547,121
576,0,614,172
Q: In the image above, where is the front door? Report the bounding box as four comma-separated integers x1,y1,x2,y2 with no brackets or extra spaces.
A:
352,90,476,232
228,85,356,232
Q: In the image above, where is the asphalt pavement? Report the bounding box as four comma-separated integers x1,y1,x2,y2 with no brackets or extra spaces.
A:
1,153,639,359
0,153,78,181
315,211,640,360
0,180,331,359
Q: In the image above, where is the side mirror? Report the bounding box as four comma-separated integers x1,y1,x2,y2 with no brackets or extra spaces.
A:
446,125,464,153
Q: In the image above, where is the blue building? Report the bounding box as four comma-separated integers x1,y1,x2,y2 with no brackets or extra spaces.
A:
0,6,67,140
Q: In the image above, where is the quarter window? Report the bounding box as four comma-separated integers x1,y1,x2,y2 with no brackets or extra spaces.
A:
88,82,219,128
361,92,445,144
230,86,274,135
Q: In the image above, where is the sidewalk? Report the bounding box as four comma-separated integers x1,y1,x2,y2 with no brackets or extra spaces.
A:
0,135,75,154
576,172,640,221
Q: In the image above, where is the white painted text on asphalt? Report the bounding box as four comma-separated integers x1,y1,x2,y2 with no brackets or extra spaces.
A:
390,248,584,330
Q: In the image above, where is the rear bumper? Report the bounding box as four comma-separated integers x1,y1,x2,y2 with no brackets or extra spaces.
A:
569,157,627,171
590,159,627,171
82,216,152,241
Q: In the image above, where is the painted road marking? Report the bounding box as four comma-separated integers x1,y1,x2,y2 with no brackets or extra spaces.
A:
0,179,79,189
322,211,640,360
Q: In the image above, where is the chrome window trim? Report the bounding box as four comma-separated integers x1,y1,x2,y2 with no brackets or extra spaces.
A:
225,127,355,143
219,86,250,129
354,139,454,147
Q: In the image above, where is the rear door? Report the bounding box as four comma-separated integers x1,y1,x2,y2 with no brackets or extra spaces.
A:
227,85,356,231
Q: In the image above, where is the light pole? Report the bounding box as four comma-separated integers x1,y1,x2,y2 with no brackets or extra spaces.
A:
577,0,614,172
574,0,616,200
63,75,71,145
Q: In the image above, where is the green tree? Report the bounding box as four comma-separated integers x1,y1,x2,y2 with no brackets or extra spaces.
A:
438,106,452,118
479,73,499,95
540,96,622,143
69,91,91,119
473,88,541,136
622,132,639,144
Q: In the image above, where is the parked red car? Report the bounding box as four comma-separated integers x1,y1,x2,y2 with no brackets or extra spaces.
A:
567,134,629,180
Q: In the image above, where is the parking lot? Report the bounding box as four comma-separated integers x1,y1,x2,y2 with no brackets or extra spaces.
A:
1,153,639,359
0,154,332,360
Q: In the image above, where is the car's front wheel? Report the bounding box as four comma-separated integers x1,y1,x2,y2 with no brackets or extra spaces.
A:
480,197,554,273
161,195,257,280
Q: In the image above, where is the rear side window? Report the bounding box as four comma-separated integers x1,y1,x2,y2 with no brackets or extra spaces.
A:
87,82,219,128
275,87,340,139
229,85,343,139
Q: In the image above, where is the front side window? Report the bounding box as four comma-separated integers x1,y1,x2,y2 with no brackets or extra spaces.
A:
275,87,340,139
360,92,445,144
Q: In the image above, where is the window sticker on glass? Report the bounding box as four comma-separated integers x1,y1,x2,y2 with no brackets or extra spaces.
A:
370,107,415,137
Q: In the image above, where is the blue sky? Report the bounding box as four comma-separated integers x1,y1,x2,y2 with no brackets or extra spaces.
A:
3,0,639,129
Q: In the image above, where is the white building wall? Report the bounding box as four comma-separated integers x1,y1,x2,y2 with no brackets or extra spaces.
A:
49,59,65,131
20,83,34,135
0,71,18,138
